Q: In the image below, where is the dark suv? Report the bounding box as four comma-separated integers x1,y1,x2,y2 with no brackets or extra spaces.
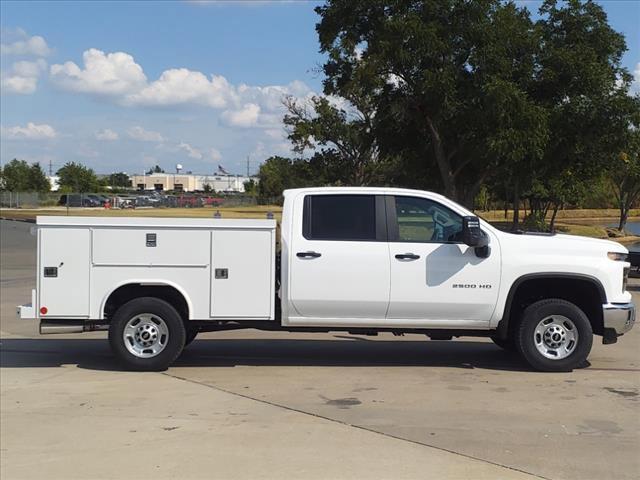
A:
58,194,101,207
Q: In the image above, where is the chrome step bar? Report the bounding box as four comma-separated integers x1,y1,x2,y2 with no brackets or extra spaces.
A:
40,321,108,334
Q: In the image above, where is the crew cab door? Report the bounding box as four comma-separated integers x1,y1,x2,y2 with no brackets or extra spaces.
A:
386,195,500,324
288,194,390,320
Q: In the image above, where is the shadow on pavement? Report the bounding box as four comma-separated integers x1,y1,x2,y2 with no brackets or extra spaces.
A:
0,337,540,372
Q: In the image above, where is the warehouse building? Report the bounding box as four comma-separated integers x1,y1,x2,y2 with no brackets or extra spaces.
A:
130,173,254,193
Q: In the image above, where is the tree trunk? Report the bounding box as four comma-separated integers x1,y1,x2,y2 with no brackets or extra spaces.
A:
550,203,561,233
512,181,520,231
425,116,457,201
462,171,489,210
619,200,628,232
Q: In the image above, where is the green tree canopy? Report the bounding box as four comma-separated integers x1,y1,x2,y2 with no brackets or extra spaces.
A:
310,0,633,210
146,165,165,174
0,159,50,192
56,162,101,193
107,172,131,188
257,156,316,202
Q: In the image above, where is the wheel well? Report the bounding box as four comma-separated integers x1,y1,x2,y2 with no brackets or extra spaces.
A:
103,284,189,322
501,276,605,338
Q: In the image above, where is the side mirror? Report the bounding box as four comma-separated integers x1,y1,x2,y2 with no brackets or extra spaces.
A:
462,216,488,248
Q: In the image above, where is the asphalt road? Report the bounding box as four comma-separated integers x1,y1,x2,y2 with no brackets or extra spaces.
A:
1,219,639,480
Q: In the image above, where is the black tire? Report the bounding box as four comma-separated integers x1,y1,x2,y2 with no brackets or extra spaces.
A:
184,326,199,347
109,297,186,371
490,335,517,352
516,298,593,372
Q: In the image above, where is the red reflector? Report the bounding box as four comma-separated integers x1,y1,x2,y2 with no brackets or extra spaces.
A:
40,306,48,315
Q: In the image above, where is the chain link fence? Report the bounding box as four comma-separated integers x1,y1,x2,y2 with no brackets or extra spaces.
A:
0,192,277,209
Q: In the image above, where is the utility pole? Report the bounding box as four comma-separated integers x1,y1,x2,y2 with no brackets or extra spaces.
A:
49,159,53,176
246,155,250,177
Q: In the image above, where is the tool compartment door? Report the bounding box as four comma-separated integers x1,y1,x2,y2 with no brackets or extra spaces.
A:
211,229,274,319
39,228,90,317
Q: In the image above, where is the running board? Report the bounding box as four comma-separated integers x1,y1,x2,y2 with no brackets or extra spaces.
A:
40,320,108,334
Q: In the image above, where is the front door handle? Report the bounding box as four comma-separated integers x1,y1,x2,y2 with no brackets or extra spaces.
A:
395,253,420,260
297,251,322,258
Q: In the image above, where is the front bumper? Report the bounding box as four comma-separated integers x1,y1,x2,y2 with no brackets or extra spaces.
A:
602,302,635,335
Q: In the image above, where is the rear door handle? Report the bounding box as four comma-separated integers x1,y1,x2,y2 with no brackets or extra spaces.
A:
395,253,420,260
297,251,322,258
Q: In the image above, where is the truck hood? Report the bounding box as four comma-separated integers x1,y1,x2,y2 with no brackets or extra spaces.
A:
497,231,628,254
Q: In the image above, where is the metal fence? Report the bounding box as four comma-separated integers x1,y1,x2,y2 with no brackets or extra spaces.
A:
0,192,275,209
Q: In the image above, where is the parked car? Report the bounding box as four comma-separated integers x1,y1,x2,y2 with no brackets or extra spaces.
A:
87,194,110,207
58,194,101,207
21,187,635,372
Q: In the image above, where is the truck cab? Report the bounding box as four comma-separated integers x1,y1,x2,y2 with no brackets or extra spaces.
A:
19,187,635,372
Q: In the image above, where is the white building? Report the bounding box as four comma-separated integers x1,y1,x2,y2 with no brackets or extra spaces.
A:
130,173,255,193
47,176,60,192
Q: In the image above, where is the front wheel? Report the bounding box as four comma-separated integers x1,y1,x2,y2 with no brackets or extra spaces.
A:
109,297,186,371
516,298,593,372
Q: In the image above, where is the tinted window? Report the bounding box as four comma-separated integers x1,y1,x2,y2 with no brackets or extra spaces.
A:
394,196,463,243
305,195,376,241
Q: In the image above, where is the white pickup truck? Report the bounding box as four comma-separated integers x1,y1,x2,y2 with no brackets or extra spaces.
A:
18,187,635,372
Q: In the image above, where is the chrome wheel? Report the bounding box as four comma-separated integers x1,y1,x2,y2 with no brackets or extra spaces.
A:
123,313,169,358
533,315,578,360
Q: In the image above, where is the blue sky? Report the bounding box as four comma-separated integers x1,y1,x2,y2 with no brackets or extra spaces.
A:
1,0,638,176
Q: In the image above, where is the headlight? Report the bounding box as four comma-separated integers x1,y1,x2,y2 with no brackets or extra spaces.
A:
608,252,628,262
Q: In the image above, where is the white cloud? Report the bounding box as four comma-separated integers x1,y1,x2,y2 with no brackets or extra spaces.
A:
49,48,314,127
1,59,47,94
50,48,147,96
95,128,119,141
127,126,164,142
1,122,57,139
1,29,51,56
221,103,261,127
13,59,47,77
178,142,203,159
209,148,222,162
125,69,232,108
1,75,37,94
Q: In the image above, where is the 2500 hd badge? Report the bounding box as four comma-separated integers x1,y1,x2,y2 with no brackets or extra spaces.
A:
453,284,492,289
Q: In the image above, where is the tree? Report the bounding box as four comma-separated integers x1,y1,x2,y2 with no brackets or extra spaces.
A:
315,0,549,206
257,156,315,203
243,179,257,195
313,0,634,214
146,165,165,174
610,149,640,232
0,159,50,192
202,183,213,193
107,172,131,188
56,162,101,192
284,91,388,185
523,0,632,229
607,94,640,231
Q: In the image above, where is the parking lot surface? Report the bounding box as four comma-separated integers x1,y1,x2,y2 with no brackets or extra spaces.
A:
1,219,639,480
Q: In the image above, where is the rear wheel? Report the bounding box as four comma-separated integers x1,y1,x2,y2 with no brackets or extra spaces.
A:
516,298,592,372
109,297,186,371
